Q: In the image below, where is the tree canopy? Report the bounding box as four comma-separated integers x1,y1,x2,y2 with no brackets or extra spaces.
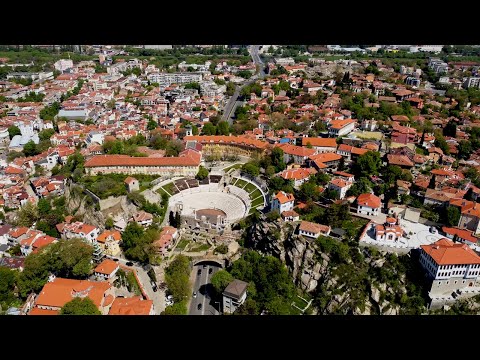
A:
60,297,101,315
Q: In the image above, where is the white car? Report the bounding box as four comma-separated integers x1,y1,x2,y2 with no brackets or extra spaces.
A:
193,292,197,298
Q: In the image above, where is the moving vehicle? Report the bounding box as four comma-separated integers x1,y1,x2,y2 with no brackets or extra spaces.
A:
197,269,201,276
126,261,134,266
209,268,213,274
197,303,202,310
193,292,197,298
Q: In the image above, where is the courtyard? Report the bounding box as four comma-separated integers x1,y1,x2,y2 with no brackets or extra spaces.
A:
360,219,444,250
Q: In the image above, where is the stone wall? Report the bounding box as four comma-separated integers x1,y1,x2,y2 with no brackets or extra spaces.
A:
99,196,125,211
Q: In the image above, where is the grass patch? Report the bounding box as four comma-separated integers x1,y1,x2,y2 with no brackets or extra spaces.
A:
251,197,265,208
156,187,171,197
415,146,428,155
162,182,176,195
126,271,142,296
80,174,158,199
188,243,211,252
243,182,257,193
234,178,248,188
223,163,243,172
176,238,190,250
250,189,262,200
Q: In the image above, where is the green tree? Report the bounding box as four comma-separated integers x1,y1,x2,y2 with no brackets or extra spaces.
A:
458,140,473,160
23,140,39,157
0,267,17,307
202,122,217,135
355,151,382,177
446,206,461,227
60,297,101,315
121,222,145,251
38,128,55,141
37,198,51,217
147,119,158,130
443,120,457,137
298,181,319,202
347,177,373,197
216,121,230,135
105,217,114,229
211,270,234,295
271,147,286,171
17,238,93,297
196,165,209,180
8,125,21,140
163,301,188,315
165,255,191,302
17,202,39,227
242,163,260,177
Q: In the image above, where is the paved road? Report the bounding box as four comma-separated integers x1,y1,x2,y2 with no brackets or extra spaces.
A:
189,263,221,315
222,45,266,125
112,256,165,315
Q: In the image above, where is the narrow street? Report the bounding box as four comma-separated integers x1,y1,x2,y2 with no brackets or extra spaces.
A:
114,257,165,315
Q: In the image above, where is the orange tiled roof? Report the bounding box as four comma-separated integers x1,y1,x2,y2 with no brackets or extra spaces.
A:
109,296,153,315
301,137,337,148
94,259,119,275
29,308,59,315
356,193,381,208
309,153,342,163
97,230,121,243
274,191,295,204
329,119,355,130
277,143,316,157
299,221,330,234
35,278,112,309
280,168,315,181
387,154,414,167
441,227,478,244
421,238,480,265
85,154,200,168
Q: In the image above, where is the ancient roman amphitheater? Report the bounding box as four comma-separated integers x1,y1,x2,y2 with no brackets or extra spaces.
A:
158,174,267,227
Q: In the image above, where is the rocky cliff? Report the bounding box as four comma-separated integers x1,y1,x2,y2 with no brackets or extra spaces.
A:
245,217,409,315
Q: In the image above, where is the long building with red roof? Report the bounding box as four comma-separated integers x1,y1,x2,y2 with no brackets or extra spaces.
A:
84,149,201,176
420,238,480,299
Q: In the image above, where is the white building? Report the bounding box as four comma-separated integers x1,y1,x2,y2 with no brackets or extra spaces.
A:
356,193,381,216
147,72,202,87
327,178,353,199
374,217,403,242
271,191,295,214
420,238,480,298
94,259,119,281
463,77,480,89
298,221,331,239
86,131,105,146
328,119,355,137
222,279,248,314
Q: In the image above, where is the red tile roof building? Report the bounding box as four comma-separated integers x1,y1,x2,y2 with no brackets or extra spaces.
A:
31,277,115,315
420,238,480,297
298,221,331,238
109,296,154,315
356,193,382,216
85,149,201,177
